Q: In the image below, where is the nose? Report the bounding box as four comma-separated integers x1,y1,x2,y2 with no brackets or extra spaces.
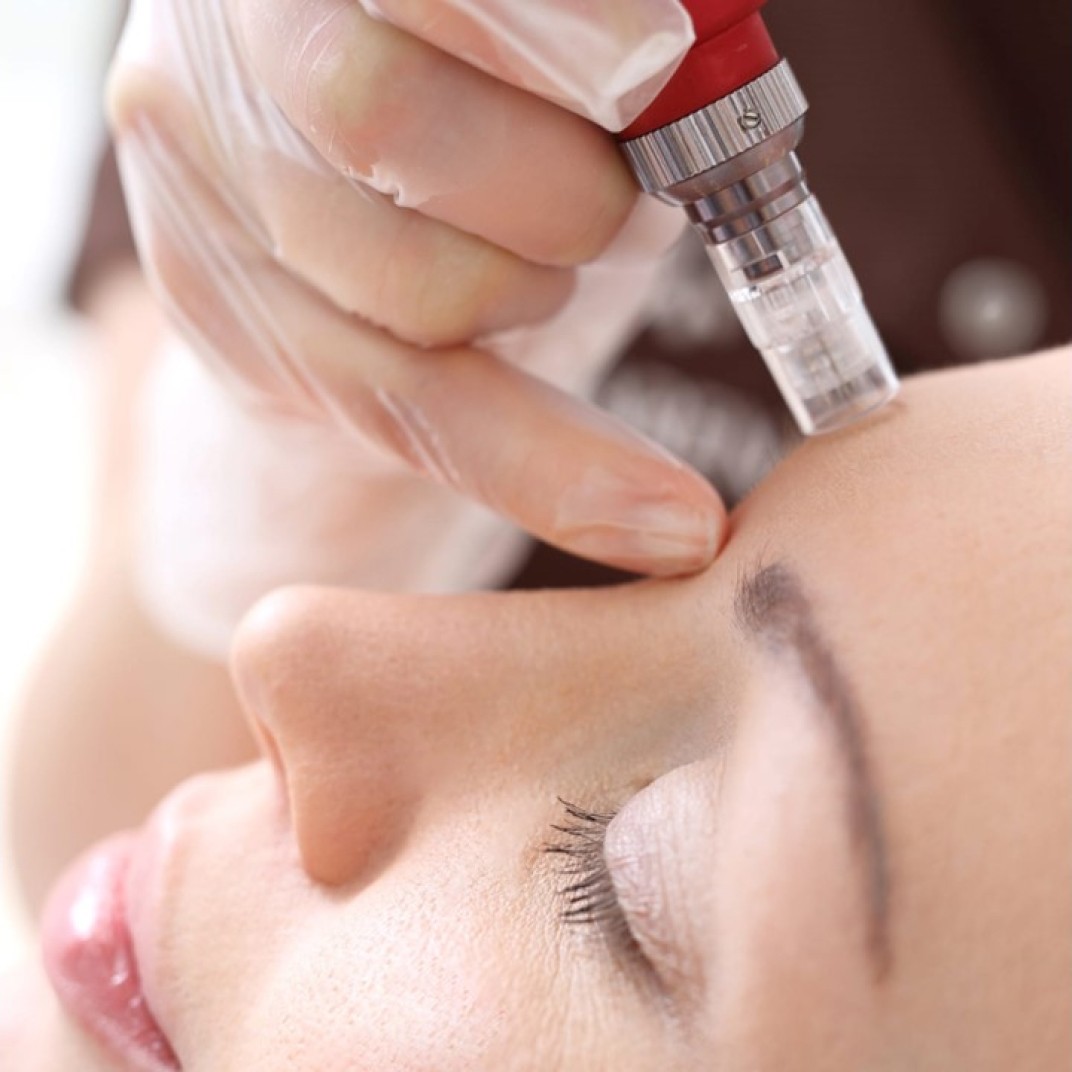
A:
230,583,701,886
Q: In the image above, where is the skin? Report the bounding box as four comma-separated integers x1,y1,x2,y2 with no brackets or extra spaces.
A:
7,351,1071,1070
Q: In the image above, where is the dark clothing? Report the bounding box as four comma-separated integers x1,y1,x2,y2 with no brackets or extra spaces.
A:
71,0,1071,590
68,145,135,312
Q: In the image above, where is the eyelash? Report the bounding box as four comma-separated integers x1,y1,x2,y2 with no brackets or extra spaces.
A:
543,799,646,968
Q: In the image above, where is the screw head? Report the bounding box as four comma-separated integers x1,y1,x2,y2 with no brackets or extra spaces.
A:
738,109,763,132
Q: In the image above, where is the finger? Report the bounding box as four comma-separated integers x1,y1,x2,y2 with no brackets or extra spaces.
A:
234,0,643,267
118,118,725,576
110,16,576,351
251,262,726,575
349,0,696,130
245,152,576,348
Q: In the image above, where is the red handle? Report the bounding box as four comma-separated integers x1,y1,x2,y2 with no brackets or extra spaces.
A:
620,0,779,138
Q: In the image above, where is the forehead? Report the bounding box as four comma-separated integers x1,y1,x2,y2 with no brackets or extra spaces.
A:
729,355,1069,609
716,354,1071,803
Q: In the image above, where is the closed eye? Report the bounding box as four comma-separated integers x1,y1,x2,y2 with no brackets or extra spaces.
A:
543,799,650,974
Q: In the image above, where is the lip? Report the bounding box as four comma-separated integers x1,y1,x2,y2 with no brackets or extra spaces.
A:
41,832,181,1071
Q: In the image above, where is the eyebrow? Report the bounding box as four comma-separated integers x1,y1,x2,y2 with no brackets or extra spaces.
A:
734,560,893,981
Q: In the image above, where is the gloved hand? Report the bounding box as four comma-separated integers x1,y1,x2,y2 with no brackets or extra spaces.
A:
107,0,726,588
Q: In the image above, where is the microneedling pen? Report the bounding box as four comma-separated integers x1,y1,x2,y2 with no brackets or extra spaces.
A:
619,0,899,435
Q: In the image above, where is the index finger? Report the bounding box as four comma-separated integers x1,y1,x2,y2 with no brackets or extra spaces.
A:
352,0,695,130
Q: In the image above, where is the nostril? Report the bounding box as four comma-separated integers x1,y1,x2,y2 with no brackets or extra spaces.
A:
248,705,288,795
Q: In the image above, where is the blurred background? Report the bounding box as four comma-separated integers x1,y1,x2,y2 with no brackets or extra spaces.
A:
0,0,121,971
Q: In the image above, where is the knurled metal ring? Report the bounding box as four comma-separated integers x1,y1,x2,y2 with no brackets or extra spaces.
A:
621,59,808,193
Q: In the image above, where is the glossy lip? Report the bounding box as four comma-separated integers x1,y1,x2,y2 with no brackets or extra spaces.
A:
41,831,181,1072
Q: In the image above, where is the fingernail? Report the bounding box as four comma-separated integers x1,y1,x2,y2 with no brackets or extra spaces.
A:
555,472,722,574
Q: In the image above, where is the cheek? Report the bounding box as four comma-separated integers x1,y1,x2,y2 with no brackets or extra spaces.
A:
227,933,496,1070
706,680,880,1070
188,863,553,1072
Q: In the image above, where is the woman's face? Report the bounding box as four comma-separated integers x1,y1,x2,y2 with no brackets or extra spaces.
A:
32,352,1072,1070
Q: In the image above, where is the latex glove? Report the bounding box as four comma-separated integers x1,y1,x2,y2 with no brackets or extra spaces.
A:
135,335,544,658
108,0,727,583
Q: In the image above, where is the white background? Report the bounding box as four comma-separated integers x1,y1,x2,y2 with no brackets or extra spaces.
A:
0,0,123,971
